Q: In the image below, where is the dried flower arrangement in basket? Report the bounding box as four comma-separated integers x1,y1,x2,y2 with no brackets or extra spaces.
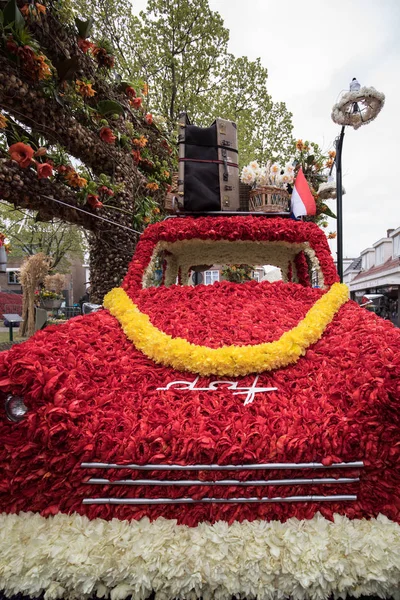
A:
241,161,293,213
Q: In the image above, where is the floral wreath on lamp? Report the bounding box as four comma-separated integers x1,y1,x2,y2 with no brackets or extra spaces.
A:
331,86,385,130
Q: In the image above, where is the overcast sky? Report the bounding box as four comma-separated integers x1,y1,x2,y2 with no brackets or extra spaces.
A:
132,0,399,258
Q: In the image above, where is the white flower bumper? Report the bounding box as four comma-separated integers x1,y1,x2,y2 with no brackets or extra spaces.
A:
1,512,400,600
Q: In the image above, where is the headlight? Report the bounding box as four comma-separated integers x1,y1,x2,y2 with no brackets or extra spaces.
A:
4,394,28,422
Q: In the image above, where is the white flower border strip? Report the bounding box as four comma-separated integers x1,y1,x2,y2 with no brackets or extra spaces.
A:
1,512,400,600
331,86,385,130
142,240,325,289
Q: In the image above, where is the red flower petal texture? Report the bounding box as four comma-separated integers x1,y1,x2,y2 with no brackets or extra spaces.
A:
0,217,399,529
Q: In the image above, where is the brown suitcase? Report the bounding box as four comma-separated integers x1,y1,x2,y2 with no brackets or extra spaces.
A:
176,113,240,213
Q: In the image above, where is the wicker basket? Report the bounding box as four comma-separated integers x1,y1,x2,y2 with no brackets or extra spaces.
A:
249,186,290,213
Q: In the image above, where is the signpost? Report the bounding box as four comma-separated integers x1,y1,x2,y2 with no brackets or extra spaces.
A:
3,314,23,342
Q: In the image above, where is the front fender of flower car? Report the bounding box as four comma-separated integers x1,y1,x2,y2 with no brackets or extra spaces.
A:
0,216,400,600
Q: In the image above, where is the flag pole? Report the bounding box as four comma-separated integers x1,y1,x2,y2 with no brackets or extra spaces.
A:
336,126,345,282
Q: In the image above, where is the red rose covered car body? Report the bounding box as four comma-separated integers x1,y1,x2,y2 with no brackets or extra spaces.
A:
0,216,399,600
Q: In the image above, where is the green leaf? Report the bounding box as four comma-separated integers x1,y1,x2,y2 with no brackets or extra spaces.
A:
75,16,94,39
96,100,125,116
54,57,80,82
3,0,25,33
306,154,315,165
322,205,337,219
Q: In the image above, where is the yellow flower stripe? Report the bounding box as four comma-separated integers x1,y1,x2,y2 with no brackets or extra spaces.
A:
104,283,349,377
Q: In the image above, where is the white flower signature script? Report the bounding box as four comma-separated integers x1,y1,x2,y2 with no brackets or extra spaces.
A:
157,376,277,406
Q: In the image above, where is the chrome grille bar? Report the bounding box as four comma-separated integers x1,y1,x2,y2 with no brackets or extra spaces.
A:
86,477,359,486
83,494,357,505
81,461,364,471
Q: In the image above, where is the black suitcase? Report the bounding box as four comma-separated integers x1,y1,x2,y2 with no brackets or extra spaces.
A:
177,113,240,213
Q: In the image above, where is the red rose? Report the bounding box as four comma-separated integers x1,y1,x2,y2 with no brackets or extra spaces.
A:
144,113,153,125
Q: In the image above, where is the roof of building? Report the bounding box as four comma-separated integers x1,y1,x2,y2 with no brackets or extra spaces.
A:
344,256,362,273
351,256,400,282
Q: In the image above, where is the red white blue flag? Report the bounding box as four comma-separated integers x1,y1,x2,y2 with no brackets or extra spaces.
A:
291,168,316,218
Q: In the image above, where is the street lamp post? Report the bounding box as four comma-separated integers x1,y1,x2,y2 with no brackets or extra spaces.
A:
335,126,345,282
331,83,385,282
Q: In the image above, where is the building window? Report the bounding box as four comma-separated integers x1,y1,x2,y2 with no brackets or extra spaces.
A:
204,270,219,285
375,245,384,265
394,235,400,257
7,271,20,285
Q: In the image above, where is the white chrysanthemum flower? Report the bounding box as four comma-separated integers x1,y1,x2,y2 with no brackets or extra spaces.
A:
249,161,260,171
240,167,255,186
270,163,280,175
285,163,295,174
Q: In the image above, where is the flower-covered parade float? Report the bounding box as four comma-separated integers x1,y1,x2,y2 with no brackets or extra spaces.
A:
1,214,400,600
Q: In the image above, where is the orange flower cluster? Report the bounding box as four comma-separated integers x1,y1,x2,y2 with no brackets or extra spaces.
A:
0,113,7,129
132,136,148,149
296,139,304,151
146,182,159,192
328,150,336,159
328,232,337,240
21,3,46,17
60,166,87,188
326,159,334,169
33,54,51,80
76,80,96,99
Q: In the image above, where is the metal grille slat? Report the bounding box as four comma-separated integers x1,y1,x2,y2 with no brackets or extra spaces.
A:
83,495,357,505
81,461,364,471
86,477,359,486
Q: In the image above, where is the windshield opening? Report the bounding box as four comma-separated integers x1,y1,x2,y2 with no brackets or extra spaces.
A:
142,239,323,289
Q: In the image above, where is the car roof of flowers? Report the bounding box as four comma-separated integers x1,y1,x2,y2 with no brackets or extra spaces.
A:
121,216,339,297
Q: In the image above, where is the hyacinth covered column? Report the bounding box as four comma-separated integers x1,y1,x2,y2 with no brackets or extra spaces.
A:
0,2,173,302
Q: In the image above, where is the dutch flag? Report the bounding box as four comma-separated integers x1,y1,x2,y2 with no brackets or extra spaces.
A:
291,168,316,218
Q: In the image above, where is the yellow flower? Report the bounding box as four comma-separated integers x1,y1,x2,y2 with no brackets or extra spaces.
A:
104,283,349,377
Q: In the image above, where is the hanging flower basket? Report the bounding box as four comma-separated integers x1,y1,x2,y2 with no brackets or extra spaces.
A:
249,186,290,213
331,86,385,130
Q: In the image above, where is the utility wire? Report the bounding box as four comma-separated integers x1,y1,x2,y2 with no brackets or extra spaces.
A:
32,193,142,235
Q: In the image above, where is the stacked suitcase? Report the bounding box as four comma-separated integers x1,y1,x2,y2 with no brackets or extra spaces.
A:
173,113,240,213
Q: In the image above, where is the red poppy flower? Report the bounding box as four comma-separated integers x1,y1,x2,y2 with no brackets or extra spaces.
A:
8,142,34,168
99,127,116,144
131,149,141,163
36,162,53,180
87,194,103,209
77,38,94,53
125,86,136,99
130,97,142,110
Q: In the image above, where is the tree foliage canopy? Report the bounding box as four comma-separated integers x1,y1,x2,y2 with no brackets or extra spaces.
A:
72,0,294,164
0,204,85,272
